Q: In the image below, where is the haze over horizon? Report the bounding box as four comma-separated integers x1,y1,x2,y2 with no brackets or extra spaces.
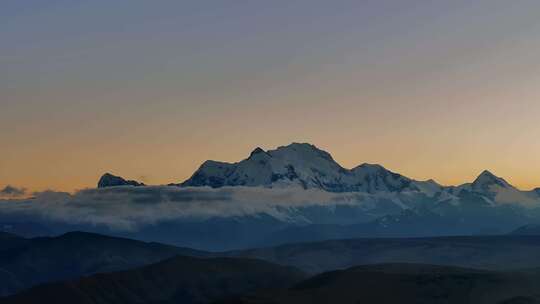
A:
2,0,540,192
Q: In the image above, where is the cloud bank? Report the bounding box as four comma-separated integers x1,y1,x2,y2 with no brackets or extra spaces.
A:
0,186,370,231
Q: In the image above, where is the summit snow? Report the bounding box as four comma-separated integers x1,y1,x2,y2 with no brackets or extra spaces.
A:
177,143,540,209
100,143,540,208
181,143,438,194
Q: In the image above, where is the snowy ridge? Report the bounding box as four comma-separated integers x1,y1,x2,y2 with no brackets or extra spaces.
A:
13,143,540,246
181,143,437,194
179,143,540,208
101,143,540,211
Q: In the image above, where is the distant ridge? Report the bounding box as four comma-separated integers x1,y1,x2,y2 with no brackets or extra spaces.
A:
98,143,540,211
97,173,145,188
87,143,540,249
218,263,540,304
165,142,537,200
2,255,305,304
99,143,535,193
178,143,533,193
0,231,208,296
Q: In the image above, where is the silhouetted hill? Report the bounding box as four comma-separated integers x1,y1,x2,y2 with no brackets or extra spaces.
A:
232,235,540,273
0,222,55,238
0,232,22,240
98,173,145,188
1,256,305,304
217,264,540,304
511,224,540,235
0,231,209,296
0,232,28,250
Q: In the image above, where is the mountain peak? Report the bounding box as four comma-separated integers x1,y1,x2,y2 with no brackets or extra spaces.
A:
472,170,512,189
275,142,335,162
478,169,496,178
277,142,321,151
249,147,268,158
182,142,352,191
350,163,413,193
180,143,429,193
354,163,386,172
98,173,145,188
288,142,316,148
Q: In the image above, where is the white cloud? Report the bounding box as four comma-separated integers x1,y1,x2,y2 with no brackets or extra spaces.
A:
0,186,369,231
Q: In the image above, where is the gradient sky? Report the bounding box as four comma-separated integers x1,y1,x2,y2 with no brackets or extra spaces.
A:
2,0,540,192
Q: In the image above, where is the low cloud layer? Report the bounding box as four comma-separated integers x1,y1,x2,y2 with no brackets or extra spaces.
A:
0,186,371,231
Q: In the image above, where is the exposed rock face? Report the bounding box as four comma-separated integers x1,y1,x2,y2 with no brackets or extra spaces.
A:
97,173,145,188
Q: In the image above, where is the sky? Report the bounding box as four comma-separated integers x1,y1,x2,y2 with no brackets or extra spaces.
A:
2,0,540,192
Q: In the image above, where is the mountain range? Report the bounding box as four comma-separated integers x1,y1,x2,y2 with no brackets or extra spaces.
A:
100,143,540,207
5,232,540,304
3,143,540,251
218,264,540,304
232,235,540,274
0,232,208,296
8,262,540,304
1,255,304,304
90,143,540,249
3,144,540,301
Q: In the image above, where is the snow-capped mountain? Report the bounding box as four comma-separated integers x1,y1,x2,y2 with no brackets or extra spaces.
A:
471,170,514,191
442,170,540,207
5,143,538,249
178,143,540,208
181,143,438,194
87,143,540,247
181,143,347,190
98,143,540,215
